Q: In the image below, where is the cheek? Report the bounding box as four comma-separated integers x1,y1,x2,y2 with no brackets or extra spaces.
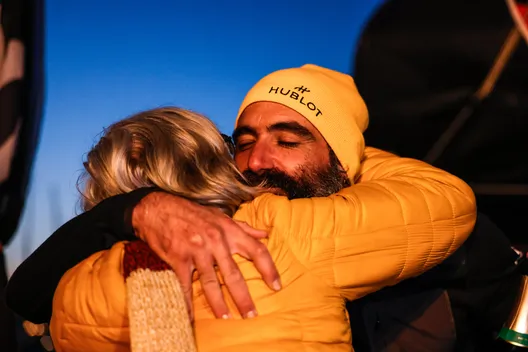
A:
303,141,331,165
312,147,331,166
273,149,307,174
234,152,247,171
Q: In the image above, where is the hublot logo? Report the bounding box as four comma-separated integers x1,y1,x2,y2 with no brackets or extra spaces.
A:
268,86,322,117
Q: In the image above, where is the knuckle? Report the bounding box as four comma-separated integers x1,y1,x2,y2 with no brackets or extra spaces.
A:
223,269,243,285
253,243,268,256
188,233,206,248
170,242,190,260
200,273,218,286
171,260,192,275
181,285,193,295
205,228,224,243
228,242,240,253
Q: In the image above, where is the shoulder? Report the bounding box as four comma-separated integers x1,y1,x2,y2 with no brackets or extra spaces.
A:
234,193,289,227
234,193,344,234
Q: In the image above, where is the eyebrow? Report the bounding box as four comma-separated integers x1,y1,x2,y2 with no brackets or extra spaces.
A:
268,122,315,140
232,126,257,142
232,121,315,142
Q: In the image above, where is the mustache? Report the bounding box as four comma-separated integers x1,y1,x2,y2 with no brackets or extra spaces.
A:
241,169,297,189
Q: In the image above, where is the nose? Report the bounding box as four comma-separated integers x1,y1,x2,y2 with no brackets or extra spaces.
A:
247,140,274,173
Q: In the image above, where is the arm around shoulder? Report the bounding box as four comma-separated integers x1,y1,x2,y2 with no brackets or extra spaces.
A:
249,147,476,300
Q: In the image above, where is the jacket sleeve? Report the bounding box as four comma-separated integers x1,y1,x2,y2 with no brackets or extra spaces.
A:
246,147,476,301
5,187,157,324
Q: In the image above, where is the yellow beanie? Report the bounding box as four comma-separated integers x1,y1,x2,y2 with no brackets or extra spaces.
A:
236,64,369,181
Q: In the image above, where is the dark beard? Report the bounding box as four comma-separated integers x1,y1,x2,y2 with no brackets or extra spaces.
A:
241,150,351,199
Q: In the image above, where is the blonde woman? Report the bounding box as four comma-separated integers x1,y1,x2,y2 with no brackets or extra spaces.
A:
49,107,476,352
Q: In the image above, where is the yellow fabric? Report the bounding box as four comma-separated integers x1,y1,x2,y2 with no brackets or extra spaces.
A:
236,64,369,181
50,147,476,352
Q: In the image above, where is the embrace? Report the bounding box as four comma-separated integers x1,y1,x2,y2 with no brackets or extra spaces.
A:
8,65,489,352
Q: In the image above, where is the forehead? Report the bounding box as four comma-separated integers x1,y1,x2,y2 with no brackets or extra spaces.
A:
237,102,315,131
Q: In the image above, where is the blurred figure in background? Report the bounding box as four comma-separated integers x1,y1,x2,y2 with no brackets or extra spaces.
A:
0,0,45,351
349,0,528,350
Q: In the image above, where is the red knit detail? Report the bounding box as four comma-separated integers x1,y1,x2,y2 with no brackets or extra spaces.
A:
123,241,171,279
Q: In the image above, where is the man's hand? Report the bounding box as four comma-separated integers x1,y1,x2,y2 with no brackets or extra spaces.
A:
132,192,281,320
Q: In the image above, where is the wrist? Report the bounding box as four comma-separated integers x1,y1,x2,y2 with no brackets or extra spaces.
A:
132,194,154,241
131,191,174,241
119,187,161,240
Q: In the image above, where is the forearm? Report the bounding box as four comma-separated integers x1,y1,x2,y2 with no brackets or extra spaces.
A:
338,163,476,276
273,148,476,300
5,187,158,323
334,154,476,297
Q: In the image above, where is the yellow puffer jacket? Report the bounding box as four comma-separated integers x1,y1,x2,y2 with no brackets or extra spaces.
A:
50,147,477,352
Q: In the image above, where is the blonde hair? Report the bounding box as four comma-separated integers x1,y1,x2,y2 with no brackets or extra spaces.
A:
79,107,256,216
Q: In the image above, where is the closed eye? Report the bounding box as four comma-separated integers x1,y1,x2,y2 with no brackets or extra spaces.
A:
236,141,254,151
278,141,300,148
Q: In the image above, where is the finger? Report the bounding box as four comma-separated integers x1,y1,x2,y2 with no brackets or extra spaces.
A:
170,259,195,322
235,236,281,292
234,220,268,239
192,248,230,319
213,242,257,319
